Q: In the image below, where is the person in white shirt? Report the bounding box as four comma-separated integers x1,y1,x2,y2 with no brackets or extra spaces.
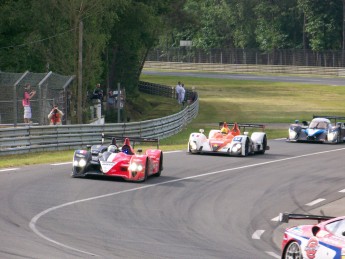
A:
179,83,186,105
175,81,182,104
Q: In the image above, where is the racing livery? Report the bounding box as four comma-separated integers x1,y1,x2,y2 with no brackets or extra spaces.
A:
280,212,345,259
287,116,345,143
72,135,163,182
188,122,269,156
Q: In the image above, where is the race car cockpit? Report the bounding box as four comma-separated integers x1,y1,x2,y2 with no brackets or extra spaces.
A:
121,138,134,155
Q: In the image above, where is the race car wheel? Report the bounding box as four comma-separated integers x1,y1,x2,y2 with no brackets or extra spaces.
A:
71,166,85,178
244,138,249,156
283,241,302,259
188,142,198,154
258,135,267,154
154,152,163,177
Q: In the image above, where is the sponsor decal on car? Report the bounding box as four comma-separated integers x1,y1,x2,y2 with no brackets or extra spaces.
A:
233,136,242,142
100,161,115,173
305,237,319,259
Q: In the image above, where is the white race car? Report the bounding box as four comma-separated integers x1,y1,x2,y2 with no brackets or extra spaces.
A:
188,122,269,156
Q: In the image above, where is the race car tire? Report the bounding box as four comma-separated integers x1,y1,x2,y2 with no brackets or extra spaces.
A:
243,138,249,156
188,142,198,154
154,152,163,177
257,135,267,154
337,128,342,143
282,241,302,259
71,167,86,178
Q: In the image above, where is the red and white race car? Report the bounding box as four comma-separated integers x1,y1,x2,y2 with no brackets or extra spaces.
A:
72,135,163,182
188,122,269,156
280,212,345,259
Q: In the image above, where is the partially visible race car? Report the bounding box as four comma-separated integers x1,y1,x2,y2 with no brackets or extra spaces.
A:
287,115,345,143
188,122,269,156
72,135,163,182
280,212,345,259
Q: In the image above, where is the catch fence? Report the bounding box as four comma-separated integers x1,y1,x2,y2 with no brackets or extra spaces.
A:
147,48,345,68
0,71,75,125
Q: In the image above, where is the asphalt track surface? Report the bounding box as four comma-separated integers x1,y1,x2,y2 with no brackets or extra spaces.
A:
2,72,345,258
143,70,345,86
1,139,345,259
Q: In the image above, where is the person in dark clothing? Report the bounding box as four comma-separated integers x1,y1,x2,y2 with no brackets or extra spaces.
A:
92,83,103,100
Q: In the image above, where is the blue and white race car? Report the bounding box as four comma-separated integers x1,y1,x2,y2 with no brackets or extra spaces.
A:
287,116,345,144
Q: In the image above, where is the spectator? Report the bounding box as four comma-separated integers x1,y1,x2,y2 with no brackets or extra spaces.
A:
48,105,64,125
179,83,186,106
175,81,182,104
92,83,103,101
22,83,36,124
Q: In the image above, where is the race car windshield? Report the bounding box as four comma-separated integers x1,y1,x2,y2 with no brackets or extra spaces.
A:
309,121,327,129
325,219,345,237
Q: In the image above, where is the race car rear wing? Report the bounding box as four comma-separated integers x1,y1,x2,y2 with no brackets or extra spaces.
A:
219,122,266,132
102,134,160,149
279,212,335,223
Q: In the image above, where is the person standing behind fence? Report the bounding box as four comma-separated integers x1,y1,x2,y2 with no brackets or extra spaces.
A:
92,83,103,101
175,81,182,104
48,105,64,125
22,83,36,124
179,83,186,106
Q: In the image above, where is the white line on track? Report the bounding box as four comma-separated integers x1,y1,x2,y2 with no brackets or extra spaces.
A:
271,216,280,222
339,189,345,193
266,251,280,258
30,147,345,256
252,230,265,239
51,162,72,166
306,198,325,206
0,168,19,172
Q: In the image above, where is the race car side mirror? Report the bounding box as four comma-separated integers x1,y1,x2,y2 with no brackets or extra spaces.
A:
199,129,204,133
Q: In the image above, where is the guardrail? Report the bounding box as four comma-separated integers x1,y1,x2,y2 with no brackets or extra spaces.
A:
0,82,199,155
144,61,345,77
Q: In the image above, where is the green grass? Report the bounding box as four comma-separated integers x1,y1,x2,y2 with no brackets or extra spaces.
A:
1,73,344,168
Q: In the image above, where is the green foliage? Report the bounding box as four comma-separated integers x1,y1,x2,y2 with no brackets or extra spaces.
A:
298,0,342,51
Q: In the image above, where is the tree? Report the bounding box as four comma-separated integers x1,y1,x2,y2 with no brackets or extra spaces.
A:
254,0,303,51
298,0,342,51
107,0,174,96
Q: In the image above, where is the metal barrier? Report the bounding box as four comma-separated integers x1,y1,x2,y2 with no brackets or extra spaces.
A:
144,61,345,77
0,90,199,155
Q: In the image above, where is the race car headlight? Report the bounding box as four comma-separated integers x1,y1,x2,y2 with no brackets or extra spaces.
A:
129,163,143,172
231,143,242,153
289,129,297,139
73,159,87,167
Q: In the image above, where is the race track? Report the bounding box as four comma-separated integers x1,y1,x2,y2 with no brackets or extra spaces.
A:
1,139,345,258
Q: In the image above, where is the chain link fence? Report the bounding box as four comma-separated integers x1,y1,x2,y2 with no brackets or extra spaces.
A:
147,48,345,67
0,71,75,126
